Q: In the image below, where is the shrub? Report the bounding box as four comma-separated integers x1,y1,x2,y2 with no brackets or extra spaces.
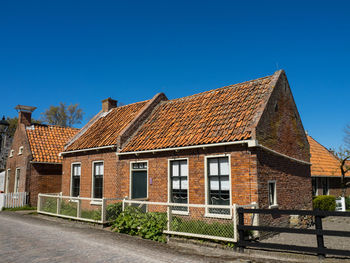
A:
112,206,167,242
106,202,122,222
313,195,336,211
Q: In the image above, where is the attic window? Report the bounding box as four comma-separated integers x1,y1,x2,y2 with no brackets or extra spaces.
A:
9,149,14,157
274,103,278,112
18,146,24,155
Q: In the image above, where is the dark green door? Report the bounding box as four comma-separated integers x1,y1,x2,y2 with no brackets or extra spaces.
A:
131,171,147,199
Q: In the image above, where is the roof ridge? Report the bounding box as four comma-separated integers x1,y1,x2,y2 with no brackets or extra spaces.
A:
29,123,80,130
166,74,273,103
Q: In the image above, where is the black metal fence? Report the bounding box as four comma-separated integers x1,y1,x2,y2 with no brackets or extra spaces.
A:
237,208,350,258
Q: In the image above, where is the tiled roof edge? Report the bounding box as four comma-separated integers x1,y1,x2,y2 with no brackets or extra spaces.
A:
64,110,104,150
249,69,284,139
117,93,168,149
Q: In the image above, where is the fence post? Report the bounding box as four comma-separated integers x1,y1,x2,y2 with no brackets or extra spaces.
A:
37,194,41,212
167,203,173,232
122,197,125,211
237,207,245,252
233,204,237,242
101,198,107,224
57,195,61,215
315,213,325,258
77,199,81,218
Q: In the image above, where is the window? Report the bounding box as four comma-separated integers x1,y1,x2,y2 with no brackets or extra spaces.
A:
312,178,318,196
9,150,14,157
169,160,188,212
320,177,329,195
130,162,148,199
71,163,81,197
14,168,20,193
207,156,230,215
268,181,277,207
92,162,103,198
18,146,24,155
5,169,10,193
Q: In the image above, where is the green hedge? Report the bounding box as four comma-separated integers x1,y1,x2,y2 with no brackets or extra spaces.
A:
313,195,336,211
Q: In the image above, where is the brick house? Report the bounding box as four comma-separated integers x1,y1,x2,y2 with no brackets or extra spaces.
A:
61,70,312,221
308,135,349,197
5,105,78,206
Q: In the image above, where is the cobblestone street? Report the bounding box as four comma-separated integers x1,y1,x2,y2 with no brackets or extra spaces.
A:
0,211,252,263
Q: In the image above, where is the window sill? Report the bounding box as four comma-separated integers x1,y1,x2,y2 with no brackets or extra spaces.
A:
204,213,232,220
268,204,279,209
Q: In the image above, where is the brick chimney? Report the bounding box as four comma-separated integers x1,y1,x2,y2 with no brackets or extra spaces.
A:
102,97,117,112
15,105,37,126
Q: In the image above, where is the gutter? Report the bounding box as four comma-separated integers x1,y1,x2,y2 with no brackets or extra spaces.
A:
60,145,117,156
117,139,311,166
30,161,61,165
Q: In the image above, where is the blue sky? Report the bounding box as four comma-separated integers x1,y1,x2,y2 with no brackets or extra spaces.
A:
0,0,349,150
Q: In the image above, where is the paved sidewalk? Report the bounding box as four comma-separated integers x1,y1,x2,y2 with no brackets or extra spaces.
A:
0,211,252,263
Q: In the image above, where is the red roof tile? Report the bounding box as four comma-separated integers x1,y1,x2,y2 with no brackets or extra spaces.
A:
65,100,148,151
307,135,343,177
122,74,275,152
26,125,79,163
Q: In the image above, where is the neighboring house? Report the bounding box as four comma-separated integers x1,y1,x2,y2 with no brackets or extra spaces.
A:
308,135,349,197
61,95,167,201
5,105,78,206
0,116,12,172
61,70,312,224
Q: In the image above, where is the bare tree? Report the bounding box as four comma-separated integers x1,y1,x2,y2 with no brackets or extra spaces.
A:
41,103,84,127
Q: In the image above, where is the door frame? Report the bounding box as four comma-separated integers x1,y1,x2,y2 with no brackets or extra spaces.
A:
129,160,149,200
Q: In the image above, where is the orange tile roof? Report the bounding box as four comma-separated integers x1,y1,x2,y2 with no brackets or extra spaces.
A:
26,125,79,163
122,74,275,152
307,135,342,177
65,100,148,151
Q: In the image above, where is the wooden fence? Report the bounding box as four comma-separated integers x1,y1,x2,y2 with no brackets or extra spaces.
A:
0,192,28,210
237,208,350,258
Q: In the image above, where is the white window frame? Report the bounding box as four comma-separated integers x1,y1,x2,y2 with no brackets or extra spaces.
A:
268,180,278,208
91,160,104,205
70,162,81,197
5,169,10,194
168,158,189,215
129,160,149,200
204,154,232,219
320,177,329,195
14,168,20,193
18,146,24,155
9,149,14,157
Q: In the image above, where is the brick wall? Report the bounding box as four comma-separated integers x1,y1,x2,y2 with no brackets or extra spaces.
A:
62,150,117,199
256,71,310,162
117,145,258,206
5,123,32,194
314,177,350,197
29,163,62,206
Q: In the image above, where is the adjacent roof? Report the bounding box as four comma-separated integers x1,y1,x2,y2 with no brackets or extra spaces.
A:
307,135,342,177
122,73,276,152
65,100,148,151
26,124,79,163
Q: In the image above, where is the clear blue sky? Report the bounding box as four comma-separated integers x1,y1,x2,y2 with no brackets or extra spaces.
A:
1,0,349,150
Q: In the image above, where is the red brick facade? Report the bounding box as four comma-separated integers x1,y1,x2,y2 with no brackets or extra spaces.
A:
62,150,117,199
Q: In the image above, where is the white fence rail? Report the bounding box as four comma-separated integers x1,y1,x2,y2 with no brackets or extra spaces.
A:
36,194,258,243
0,192,28,211
37,193,121,224
122,199,258,243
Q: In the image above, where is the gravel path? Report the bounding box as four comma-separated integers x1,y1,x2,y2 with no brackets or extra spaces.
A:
0,211,252,263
